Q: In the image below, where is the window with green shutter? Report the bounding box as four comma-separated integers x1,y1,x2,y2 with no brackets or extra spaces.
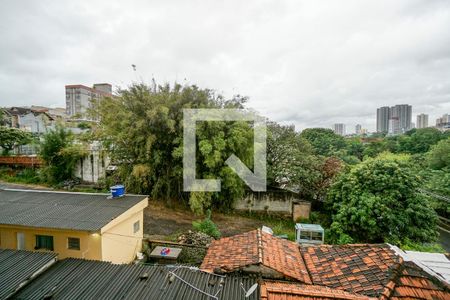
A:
35,235,54,251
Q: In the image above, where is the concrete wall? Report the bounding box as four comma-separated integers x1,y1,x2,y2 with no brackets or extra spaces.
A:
101,198,148,264
292,201,312,222
0,225,102,260
74,148,110,183
233,190,301,215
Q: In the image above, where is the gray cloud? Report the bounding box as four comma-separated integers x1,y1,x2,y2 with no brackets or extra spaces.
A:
0,0,449,132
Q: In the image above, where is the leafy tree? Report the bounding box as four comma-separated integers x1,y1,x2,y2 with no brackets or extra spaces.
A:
40,127,87,184
398,128,445,154
0,126,32,155
345,138,364,161
327,153,438,245
266,123,343,201
300,128,346,157
93,82,251,214
362,140,387,158
266,122,316,187
427,137,450,170
0,109,7,126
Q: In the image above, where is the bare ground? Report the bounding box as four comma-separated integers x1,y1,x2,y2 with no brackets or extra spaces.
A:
143,199,267,239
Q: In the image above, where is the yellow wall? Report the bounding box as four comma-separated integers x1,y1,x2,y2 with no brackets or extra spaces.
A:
0,197,148,264
0,225,102,260
101,199,148,264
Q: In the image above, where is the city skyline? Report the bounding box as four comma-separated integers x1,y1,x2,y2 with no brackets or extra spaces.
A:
1,1,449,131
3,95,447,134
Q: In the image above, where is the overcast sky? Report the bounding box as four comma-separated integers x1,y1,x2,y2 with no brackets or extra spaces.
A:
1,0,449,132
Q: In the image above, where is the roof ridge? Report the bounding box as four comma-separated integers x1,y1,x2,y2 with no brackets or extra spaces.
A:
388,244,450,286
379,260,404,300
298,245,313,284
257,228,263,264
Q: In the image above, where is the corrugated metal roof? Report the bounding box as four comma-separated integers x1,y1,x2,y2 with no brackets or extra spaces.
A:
0,249,57,300
0,189,147,231
405,250,450,284
11,259,259,300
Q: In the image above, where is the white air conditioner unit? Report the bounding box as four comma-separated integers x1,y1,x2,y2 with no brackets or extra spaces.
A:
295,223,324,245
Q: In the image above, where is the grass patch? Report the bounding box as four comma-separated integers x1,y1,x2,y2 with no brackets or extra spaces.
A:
400,240,445,253
237,211,296,240
0,167,46,185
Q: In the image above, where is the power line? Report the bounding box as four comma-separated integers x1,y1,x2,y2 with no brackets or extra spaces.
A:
419,189,450,203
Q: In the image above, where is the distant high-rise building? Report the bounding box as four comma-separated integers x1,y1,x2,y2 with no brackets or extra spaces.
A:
65,83,112,119
390,104,412,133
376,106,390,133
388,117,400,135
436,114,450,131
333,123,346,136
355,124,362,135
416,114,429,129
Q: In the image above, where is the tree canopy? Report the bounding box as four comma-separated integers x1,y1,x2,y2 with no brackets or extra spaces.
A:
0,126,32,155
327,153,438,245
300,128,346,157
92,82,252,214
40,126,87,184
427,137,450,170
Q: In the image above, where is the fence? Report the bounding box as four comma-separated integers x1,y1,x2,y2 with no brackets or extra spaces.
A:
0,156,43,167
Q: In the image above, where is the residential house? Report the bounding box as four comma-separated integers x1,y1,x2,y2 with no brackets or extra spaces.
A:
3,107,55,134
1,107,55,154
201,229,450,299
0,189,148,263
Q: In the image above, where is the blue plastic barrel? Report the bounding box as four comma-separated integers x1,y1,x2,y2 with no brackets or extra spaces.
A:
110,185,125,198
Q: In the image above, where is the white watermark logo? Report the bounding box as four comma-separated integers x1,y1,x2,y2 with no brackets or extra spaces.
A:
183,109,266,192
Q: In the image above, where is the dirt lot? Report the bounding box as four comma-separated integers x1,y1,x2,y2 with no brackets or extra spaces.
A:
143,199,280,239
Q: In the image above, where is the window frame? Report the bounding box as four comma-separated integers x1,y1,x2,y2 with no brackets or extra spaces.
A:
67,237,80,250
133,220,140,234
35,235,54,251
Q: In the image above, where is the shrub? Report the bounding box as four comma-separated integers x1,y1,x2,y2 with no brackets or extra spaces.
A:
192,210,221,239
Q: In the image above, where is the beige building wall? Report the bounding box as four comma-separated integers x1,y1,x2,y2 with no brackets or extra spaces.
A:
0,198,148,264
101,199,147,264
0,225,102,260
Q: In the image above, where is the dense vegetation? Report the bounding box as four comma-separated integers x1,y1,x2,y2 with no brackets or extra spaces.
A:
0,126,33,155
1,82,448,249
91,83,253,215
327,153,438,245
39,126,87,184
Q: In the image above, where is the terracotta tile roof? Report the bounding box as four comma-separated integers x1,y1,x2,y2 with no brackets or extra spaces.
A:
261,281,374,300
201,229,259,273
200,229,311,283
301,244,400,297
380,261,450,300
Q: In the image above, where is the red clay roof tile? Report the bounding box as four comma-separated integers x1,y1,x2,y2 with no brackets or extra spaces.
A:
201,231,450,299
261,281,374,300
201,229,311,283
301,244,400,297
380,261,450,300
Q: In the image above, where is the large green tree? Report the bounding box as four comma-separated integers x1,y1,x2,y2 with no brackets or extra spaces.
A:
40,127,87,184
0,126,32,155
300,128,346,157
93,82,252,214
398,128,448,154
327,153,438,245
427,137,450,170
266,123,343,202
